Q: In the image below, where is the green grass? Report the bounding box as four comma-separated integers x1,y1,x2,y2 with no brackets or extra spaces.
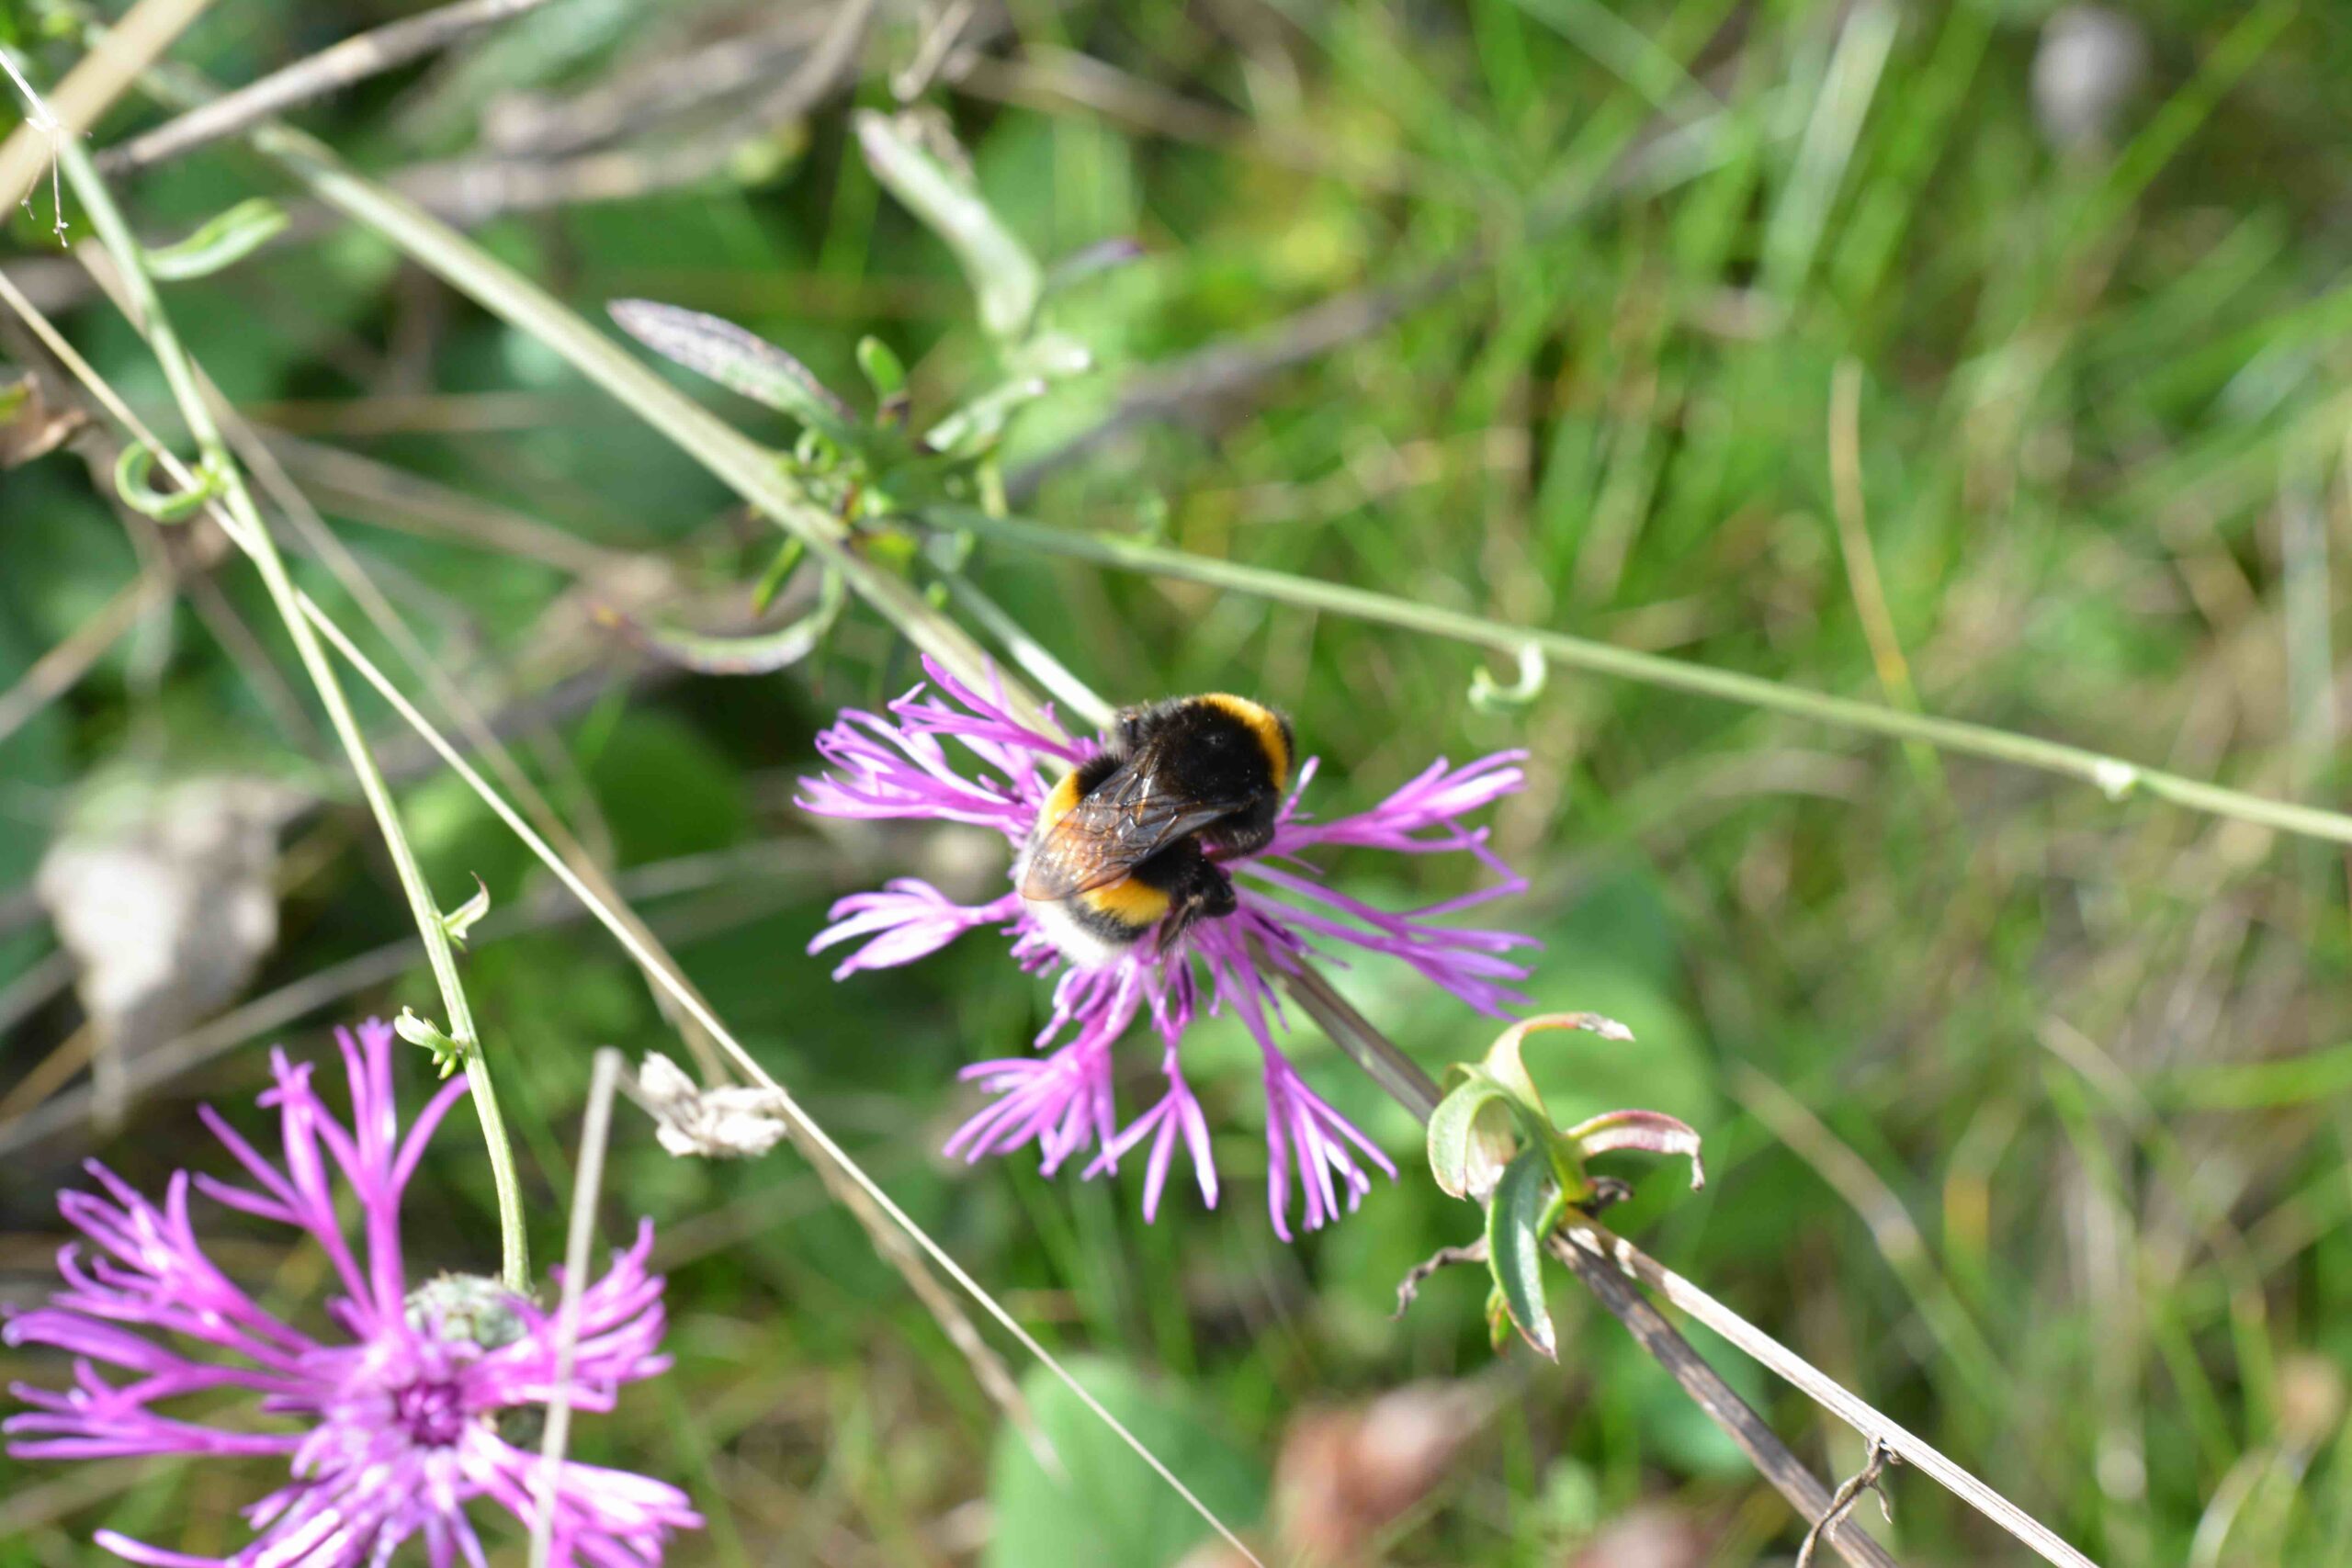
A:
6,0,2352,1562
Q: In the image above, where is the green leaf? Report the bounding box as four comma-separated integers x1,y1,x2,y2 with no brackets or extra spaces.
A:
440,874,492,950
1486,1145,1558,1359
604,566,846,675
394,1009,465,1079
986,1356,1264,1568
1564,1107,1707,1190
1428,1070,1517,1200
143,197,288,281
854,335,906,400
854,109,1042,343
924,375,1049,457
1480,1011,1637,1124
607,299,865,451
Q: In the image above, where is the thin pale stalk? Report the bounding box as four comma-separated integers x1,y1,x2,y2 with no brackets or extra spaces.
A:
939,569,1116,728
211,382,730,1085
98,0,554,173
49,134,531,1293
0,0,213,213
532,1047,619,1568
1559,1221,2098,1568
926,506,2352,851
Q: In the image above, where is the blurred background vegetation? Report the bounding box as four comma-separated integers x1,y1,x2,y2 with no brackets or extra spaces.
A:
6,0,2352,1562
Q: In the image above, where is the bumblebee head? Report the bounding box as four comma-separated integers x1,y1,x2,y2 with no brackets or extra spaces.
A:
1187,694,1293,795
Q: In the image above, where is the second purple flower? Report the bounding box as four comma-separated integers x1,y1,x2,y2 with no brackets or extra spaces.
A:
798,660,1537,1236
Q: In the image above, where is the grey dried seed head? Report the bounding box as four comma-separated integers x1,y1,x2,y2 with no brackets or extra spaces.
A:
637,1052,791,1159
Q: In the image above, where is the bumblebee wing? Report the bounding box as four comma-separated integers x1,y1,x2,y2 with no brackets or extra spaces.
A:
1020,766,1244,900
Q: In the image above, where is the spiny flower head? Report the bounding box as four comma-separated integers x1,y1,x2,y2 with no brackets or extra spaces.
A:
798,658,1536,1237
3,1019,700,1568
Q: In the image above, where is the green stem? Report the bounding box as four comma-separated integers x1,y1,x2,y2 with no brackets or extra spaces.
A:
235,118,1039,737
53,132,529,1293
925,506,2352,850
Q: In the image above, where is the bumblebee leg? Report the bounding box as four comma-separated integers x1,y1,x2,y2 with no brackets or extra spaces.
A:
1155,852,1238,955
1202,797,1280,859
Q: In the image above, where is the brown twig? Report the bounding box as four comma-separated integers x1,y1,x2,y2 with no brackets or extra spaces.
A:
1275,957,1899,1566
1554,1237,1903,1568
1561,1221,2098,1568
479,7,841,158
97,0,558,174
396,0,876,216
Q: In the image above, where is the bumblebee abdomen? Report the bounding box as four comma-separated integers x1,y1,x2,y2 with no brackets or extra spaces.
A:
1077,875,1175,928
1030,875,1166,967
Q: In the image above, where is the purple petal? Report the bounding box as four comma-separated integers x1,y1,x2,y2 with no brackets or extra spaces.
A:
808,882,1020,978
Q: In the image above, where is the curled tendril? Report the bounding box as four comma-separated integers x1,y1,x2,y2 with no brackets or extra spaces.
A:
1469,642,1547,714
113,442,226,523
597,566,847,675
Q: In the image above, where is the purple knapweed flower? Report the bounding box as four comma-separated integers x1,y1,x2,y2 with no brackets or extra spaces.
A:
3,1019,700,1568
798,658,1536,1237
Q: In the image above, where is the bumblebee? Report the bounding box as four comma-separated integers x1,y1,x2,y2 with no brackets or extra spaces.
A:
1017,694,1295,966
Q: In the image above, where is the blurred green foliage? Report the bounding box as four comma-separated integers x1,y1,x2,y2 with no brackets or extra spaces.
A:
7,0,2352,1563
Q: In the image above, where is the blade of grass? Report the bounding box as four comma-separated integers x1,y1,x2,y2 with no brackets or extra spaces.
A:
531,1046,620,1568
1827,358,1945,799
51,126,534,1294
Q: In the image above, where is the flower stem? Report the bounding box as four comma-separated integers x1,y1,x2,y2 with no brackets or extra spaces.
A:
924,505,2352,851
51,131,530,1294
